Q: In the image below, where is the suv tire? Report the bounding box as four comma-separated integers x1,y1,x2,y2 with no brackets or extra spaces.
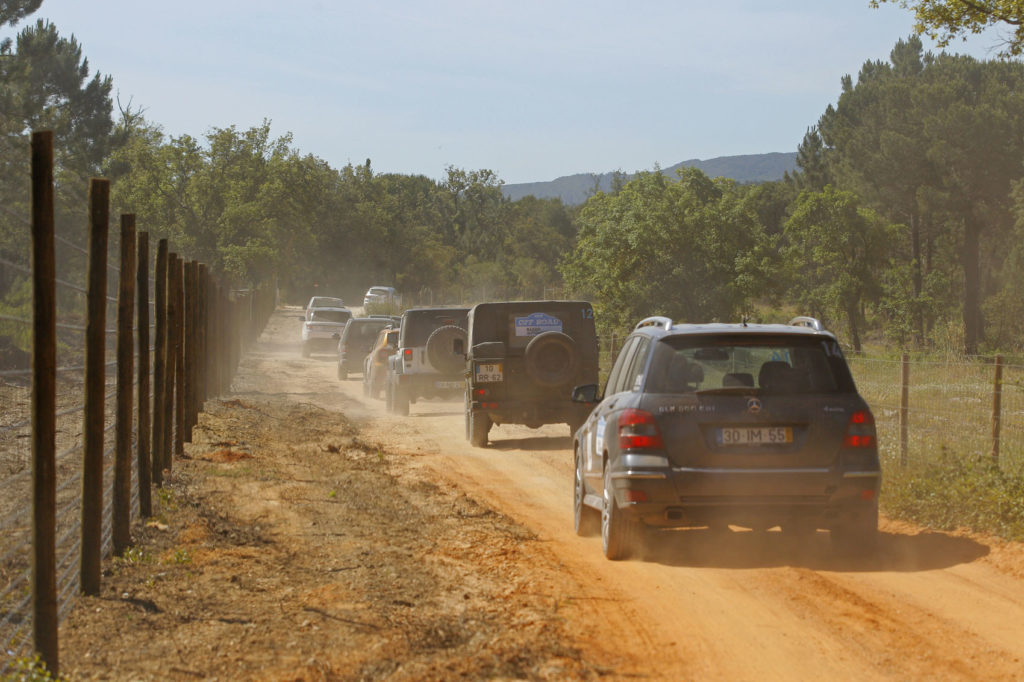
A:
602,466,640,560
524,331,579,387
574,454,600,537
425,325,467,374
468,410,491,447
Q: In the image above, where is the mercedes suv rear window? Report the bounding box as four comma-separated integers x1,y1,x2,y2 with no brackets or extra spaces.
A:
645,334,855,394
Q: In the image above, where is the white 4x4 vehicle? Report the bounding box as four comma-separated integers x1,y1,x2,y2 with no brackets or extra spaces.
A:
385,307,469,416
300,306,352,357
363,286,398,308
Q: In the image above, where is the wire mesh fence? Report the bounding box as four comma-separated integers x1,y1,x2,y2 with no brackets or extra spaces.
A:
0,133,274,676
846,353,1024,472
0,192,124,669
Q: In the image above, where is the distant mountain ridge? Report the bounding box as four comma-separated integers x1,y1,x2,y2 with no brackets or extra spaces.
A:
501,152,797,205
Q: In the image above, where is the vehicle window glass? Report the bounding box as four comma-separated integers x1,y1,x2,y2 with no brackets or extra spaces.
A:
310,297,344,308
605,337,638,396
348,321,388,343
618,337,651,394
400,310,468,347
311,309,350,323
646,334,849,394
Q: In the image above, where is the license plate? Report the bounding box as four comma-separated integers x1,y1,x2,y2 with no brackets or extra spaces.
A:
716,426,792,446
475,363,503,382
434,381,462,389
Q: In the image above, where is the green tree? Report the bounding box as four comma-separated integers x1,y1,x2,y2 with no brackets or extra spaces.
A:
1,18,116,305
0,0,42,32
818,37,940,344
561,168,767,331
871,0,1024,56
782,186,893,350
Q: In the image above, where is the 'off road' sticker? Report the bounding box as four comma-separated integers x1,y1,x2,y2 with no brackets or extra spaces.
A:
514,313,563,337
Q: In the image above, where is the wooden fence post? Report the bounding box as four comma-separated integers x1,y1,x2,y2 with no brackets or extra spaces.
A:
80,178,109,597
198,264,209,404
992,354,1004,465
182,261,194,441
136,232,151,516
164,253,179,471
899,353,910,468
174,258,186,458
31,130,59,676
113,215,136,556
151,239,168,486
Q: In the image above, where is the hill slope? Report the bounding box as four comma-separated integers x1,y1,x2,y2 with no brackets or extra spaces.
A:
502,152,797,205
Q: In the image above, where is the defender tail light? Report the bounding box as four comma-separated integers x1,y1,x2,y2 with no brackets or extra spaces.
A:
843,410,876,448
618,409,664,450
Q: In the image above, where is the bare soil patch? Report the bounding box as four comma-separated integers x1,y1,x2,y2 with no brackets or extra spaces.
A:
60,396,600,680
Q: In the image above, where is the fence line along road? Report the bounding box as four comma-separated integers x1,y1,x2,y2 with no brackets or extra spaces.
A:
0,130,275,677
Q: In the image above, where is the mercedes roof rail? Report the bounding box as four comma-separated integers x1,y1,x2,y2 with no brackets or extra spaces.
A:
635,316,673,331
789,316,825,332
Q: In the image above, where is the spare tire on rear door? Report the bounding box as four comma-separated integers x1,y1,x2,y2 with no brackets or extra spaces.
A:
524,331,579,387
425,325,467,374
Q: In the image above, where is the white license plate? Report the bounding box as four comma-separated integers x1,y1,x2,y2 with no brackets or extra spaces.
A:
475,363,503,382
716,426,792,446
434,381,462,389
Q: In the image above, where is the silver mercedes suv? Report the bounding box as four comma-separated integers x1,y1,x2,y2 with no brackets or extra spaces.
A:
571,316,880,560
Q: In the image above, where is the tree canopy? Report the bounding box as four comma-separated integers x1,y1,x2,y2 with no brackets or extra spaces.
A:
871,0,1024,55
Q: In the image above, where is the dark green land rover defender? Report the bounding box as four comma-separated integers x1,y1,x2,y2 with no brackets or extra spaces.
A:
465,301,599,447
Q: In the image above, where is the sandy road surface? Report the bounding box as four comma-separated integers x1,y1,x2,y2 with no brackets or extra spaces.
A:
61,308,1024,680
334,313,1024,680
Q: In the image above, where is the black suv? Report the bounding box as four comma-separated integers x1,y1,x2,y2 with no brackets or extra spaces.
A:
336,316,398,380
571,316,880,560
386,307,470,416
465,301,599,446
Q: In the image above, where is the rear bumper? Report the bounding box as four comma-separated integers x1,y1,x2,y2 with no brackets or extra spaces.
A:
303,336,339,352
396,372,464,399
469,399,592,428
608,464,880,529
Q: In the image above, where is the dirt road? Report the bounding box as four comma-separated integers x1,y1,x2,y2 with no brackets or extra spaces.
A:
62,308,1024,680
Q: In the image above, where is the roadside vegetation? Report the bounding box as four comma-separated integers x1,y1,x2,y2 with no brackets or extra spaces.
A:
3,3,1024,539
885,455,1024,541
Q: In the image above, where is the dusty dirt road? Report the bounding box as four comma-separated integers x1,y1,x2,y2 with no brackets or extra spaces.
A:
62,308,1024,680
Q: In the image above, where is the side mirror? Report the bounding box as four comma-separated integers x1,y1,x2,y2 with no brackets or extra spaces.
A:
571,384,600,403
471,341,506,359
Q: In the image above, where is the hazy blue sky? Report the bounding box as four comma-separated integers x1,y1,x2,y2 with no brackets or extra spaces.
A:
5,1,1008,183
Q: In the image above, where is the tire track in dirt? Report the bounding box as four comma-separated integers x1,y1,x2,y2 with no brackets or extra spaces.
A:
320,308,1024,680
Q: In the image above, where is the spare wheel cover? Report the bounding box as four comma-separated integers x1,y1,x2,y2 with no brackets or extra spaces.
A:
525,331,579,387
425,325,467,374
